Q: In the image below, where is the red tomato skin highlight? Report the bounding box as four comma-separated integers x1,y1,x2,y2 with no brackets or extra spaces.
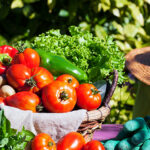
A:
57,132,85,150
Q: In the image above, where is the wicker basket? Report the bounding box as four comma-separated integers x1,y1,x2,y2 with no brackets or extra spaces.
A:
78,70,118,142
0,70,118,145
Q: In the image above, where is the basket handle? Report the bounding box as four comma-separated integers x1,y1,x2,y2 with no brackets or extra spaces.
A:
102,70,118,107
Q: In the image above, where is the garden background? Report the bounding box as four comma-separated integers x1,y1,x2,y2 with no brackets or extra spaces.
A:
1,0,150,124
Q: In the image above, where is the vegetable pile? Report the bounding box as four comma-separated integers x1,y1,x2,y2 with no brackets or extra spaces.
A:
30,26,126,84
0,45,102,113
0,44,106,149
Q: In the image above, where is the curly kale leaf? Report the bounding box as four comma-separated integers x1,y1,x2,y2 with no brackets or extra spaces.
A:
32,26,126,84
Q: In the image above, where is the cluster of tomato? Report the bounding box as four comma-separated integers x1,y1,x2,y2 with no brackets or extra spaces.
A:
0,45,104,150
0,45,102,113
32,132,105,150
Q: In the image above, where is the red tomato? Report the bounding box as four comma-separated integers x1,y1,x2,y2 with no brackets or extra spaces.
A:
0,97,5,104
21,67,54,92
6,64,31,89
32,133,56,150
57,132,85,150
82,140,105,150
6,64,53,92
77,84,101,111
56,74,79,89
12,48,40,68
5,91,40,112
42,80,77,113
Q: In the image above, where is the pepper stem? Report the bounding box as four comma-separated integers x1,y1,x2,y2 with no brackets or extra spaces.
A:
60,91,69,100
2,58,12,66
0,54,12,66
91,88,100,95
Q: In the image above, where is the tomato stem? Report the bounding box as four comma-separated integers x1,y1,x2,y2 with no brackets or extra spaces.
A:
26,77,37,88
91,88,99,95
60,91,69,100
36,105,44,112
16,43,26,53
48,141,53,147
68,78,72,83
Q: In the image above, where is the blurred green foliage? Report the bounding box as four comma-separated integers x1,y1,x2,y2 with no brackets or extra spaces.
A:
0,0,150,53
0,0,149,124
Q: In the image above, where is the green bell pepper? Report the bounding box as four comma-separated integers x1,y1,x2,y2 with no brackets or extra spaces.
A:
35,49,88,82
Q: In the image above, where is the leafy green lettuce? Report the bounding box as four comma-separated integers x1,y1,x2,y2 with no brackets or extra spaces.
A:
0,109,34,150
32,26,126,84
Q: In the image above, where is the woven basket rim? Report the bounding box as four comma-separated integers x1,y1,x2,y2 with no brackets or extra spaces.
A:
126,47,150,85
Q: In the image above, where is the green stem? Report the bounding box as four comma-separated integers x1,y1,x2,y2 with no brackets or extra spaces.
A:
68,78,72,83
60,91,69,100
25,77,37,88
36,105,44,112
48,141,53,147
91,88,99,95
0,54,12,66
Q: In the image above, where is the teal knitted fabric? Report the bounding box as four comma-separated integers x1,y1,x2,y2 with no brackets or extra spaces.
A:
104,117,150,150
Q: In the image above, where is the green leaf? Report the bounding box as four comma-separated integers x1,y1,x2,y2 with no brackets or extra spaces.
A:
79,22,91,31
101,0,111,11
112,8,120,17
112,21,123,34
112,0,128,8
47,0,56,12
23,5,34,18
11,0,24,9
128,3,144,26
112,34,125,40
58,9,69,17
0,110,34,149
0,138,8,147
95,25,107,39
135,0,144,6
124,24,138,38
145,0,150,4
137,27,150,41
19,127,35,141
22,0,40,3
